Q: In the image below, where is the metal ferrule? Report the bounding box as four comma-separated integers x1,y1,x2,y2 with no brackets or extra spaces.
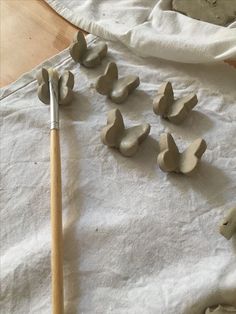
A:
49,80,59,130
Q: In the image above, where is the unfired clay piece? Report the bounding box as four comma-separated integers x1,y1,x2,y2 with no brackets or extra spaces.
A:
219,207,236,240
153,82,198,124
95,62,140,104
37,68,74,105
101,109,150,157
69,31,107,67
172,0,236,26
205,305,236,314
157,133,207,175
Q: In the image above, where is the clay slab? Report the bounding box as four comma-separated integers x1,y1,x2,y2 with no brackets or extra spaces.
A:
172,0,236,26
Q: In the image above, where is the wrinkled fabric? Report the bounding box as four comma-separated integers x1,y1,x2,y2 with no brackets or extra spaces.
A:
1,35,236,313
45,0,236,63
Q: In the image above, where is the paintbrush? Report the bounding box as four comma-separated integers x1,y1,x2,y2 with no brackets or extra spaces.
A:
48,68,64,314
36,66,75,313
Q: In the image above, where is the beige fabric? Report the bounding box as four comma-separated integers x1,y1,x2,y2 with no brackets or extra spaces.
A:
1,35,236,313
45,0,236,63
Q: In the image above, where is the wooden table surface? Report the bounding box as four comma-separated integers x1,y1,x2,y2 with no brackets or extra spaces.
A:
0,0,235,87
0,0,80,87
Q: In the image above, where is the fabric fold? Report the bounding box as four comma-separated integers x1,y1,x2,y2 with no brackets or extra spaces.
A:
45,0,236,63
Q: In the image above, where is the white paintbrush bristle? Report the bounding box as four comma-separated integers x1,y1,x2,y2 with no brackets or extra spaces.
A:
48,68,59,82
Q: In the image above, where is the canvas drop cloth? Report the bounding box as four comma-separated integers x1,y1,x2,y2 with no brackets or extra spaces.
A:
45,0,236,63
1,35,236,313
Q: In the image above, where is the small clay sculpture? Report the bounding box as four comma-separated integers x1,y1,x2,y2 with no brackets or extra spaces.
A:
219,207,236,240
101,109,150,157
95,62,140,104
37,68,50,104
69,31,107,67
172,0,236,26
157,133,207,175
153,82,198,124
37,68,74,105
205,305,236,313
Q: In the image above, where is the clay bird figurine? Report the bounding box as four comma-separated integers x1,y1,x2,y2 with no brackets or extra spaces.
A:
101,109,150,157
157,133,207,175
219,207,236,240
37,68,74,105
153,82,198,124
69,30,107,67
95,62,140,104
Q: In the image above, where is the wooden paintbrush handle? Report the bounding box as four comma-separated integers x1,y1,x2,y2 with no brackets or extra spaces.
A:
50,129,64,314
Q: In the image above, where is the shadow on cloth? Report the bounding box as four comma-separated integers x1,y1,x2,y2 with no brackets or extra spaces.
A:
107,135,159,179
93,89,154,120
61,109,84,314
167,161,231,207
232,237,236,255
119,90,153,119
61,92,93,122
162,110,214,141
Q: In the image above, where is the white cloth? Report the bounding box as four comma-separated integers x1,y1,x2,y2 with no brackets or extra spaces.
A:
45,0,236,63
1,35,236,313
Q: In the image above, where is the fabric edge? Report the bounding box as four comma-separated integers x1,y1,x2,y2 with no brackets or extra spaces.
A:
0,35,96,101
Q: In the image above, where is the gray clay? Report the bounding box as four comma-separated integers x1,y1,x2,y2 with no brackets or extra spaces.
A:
157,133,207,175
101,109,150,157
37,68,50,104
219,207,236,240
172,0,236,26
69,31,107,68
205,305,236,314
153,82,198,124
95,62,140,104
37,68,74,105
58,70,74,105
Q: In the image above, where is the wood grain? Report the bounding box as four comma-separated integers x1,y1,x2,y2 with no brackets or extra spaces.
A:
0,0,81,87
50,129,64,314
